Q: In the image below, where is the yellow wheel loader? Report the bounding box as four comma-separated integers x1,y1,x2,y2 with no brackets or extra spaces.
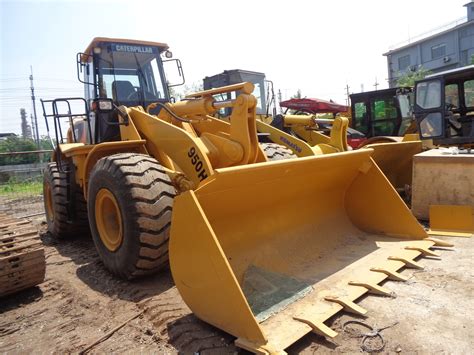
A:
204,69,423,194
41,38,450,354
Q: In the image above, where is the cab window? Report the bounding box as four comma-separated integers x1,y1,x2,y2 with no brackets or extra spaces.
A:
445,84,459,109
416,80,442,109
371,98,397,135
464,80,474,107
353,102,368,134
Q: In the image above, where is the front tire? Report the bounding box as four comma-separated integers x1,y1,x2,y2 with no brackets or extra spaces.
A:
87,153,176,279
43,162,89,238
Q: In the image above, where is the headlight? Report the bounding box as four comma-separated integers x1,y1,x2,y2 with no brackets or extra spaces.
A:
98,100,113,111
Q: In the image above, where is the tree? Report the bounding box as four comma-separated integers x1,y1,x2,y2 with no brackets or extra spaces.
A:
291,89,302,99
167,82,203,101
20,108,32,140
396,66,431,87
0,136,37,165
0,136,53,165
181,81,204,99
39,136,54,150
287,89,303,114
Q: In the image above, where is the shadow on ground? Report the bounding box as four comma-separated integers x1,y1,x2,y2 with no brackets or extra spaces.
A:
40,230,174,303
0,287,44,314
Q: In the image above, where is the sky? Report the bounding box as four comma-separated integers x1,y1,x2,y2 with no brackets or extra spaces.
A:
0,0,469,135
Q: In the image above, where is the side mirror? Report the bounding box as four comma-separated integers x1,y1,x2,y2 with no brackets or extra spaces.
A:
76,52,95,86
163,58,185,87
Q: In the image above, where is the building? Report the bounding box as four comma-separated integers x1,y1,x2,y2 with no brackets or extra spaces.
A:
0,133,17,141
384,1,474,87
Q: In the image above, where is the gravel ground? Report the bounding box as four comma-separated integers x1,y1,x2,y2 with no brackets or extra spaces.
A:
1,197,472,354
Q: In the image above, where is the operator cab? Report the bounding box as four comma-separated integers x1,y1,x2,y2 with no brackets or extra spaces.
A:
77,37,183,144
414,65,474,145
203,69,269,117
81,38,171,107
350,87,414,138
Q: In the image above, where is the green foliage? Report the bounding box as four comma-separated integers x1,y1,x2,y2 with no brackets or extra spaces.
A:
471,54,474,64
287,89,303,114
291,89,302,99
0,136,52,165
168,82,204,101
0,176,43,196
168,86,179,99
39,137,54,150
396,66,431,87
182,82,204,98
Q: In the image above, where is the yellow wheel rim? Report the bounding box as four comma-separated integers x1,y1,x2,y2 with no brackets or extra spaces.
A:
95,188,123,252
44,182,54,223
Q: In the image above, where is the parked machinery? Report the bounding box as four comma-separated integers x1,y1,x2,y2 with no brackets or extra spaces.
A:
203,69,422,194
349,87,416,144
414,65,474,146
42,38,449,354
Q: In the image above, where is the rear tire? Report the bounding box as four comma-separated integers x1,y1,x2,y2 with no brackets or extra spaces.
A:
43,162,89,238
260,142,297,161
87,153,176,279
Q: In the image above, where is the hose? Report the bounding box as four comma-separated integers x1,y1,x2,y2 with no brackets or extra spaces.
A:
146,102,193,123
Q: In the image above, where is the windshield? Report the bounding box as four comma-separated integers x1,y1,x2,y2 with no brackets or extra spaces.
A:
416,80,441,109
96,43,168,107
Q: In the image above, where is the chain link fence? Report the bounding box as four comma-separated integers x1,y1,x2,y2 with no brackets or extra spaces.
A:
0,150,52,217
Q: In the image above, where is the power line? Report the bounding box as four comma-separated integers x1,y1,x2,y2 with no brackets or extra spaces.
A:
0,78,27,82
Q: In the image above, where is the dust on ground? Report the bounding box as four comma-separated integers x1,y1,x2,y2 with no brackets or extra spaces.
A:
1,198,473,354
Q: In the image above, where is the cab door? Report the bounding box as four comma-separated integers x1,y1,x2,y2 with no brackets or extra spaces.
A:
414,78,446,140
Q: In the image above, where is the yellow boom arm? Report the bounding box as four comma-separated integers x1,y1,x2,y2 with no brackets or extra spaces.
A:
119,82,265,190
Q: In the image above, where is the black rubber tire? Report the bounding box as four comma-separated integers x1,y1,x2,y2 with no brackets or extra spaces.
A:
87,153,176,280
260,142,297,161
43,162,89,238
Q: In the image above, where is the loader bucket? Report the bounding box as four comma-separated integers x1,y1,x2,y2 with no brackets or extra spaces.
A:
365,141,423,192
169,149,443,354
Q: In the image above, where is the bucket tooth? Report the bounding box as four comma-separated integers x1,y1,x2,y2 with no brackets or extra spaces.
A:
427,229,472,238
324,296,367,316
405,246,440,257
370,267,408,281
293,316,338,338
388,256,424,269
348,281,392,296
235,338,286,355
425,237,454,248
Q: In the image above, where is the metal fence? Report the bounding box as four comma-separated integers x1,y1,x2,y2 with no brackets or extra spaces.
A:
0,150,52,217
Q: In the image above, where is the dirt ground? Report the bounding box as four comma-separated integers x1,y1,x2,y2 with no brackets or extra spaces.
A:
1,198,473,354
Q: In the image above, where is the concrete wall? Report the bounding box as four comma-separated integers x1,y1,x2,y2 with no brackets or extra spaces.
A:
0,162,48,183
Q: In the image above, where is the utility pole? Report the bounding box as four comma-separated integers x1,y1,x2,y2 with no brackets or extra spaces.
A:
30,114,36,143
30,66,40,149
374,77,379,91
345,84,350,107
277,89,282,114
